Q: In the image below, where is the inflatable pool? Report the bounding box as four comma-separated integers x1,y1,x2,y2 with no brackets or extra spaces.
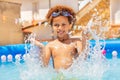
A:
90,39,120,59
0,39,120,80
0,39,120,62
0,44,30,62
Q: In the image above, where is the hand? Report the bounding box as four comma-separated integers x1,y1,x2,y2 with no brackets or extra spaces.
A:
30,38,44,48
82,29,89,40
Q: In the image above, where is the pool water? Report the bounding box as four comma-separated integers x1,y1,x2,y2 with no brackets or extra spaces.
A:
102,59,120,80
0,58,120,80
0,39,120,80
0,62,21,80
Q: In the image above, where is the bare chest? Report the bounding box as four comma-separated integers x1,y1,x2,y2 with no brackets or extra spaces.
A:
51,43,77,57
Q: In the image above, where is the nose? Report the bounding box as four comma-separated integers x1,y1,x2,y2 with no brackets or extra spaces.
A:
58,25,63,30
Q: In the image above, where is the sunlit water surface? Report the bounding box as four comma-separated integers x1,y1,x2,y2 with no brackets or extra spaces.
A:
0,56,120,80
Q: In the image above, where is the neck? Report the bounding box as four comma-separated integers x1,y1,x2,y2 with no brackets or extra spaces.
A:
57,34,70,42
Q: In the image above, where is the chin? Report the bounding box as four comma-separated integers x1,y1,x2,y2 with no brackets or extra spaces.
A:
58,35,63,38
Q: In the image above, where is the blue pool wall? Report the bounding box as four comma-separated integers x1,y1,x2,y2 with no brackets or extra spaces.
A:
0,39,120,62
90,39,120,59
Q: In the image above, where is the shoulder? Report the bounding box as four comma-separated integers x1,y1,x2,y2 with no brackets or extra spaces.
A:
46,40,56,47
70,37,82,47
70,36,81,42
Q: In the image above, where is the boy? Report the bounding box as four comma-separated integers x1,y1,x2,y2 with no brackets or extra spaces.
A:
34,5,87,70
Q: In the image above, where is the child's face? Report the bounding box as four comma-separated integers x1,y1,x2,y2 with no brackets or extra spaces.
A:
52,16,72,38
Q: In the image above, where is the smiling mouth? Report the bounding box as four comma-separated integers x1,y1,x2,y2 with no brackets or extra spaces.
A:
57,31,64,34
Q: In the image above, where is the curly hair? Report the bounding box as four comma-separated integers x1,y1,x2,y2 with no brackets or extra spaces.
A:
46,5,76,25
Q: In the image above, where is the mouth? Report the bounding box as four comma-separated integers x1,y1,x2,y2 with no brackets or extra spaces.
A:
57,30,64,35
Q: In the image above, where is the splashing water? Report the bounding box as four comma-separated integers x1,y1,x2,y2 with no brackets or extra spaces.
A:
63,18,108,80
16,18,120,80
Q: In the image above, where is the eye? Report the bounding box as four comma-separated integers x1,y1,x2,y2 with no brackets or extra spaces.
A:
53,23,59,27
62,23,66,26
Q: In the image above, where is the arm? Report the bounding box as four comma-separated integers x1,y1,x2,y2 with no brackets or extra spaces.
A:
42,44,51,67
81,30,88,51
76,30,88,59
76,31,88,53
76,40,82,55
31,39,51,67
80,30,89,59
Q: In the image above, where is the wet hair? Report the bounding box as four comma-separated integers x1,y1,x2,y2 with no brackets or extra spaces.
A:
46,5,76,26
